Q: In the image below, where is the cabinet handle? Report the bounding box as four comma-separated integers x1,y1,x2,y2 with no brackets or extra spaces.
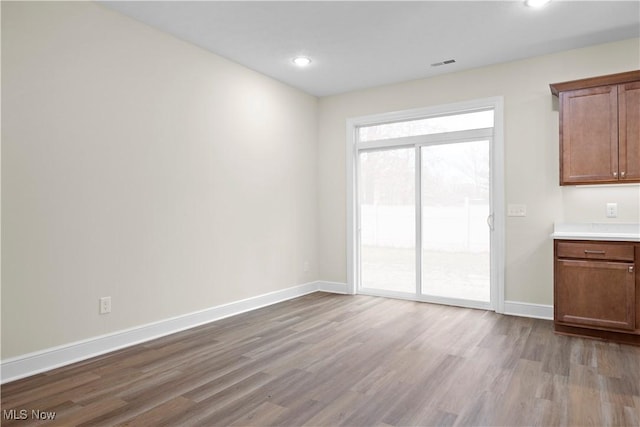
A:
613,171,618,177
584,250,606,255
621,171,626,178
630,266,635,273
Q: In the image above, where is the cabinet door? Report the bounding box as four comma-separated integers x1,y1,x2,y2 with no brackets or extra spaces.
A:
619,81,640,182
555,259,635,330
560,86,618,184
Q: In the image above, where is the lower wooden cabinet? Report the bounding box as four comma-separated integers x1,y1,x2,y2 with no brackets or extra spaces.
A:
556,259,635,330
554,240,640,344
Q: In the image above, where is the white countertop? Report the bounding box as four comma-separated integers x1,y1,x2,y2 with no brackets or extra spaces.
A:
551,223,640,242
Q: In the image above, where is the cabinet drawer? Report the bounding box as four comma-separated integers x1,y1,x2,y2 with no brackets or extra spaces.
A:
556,241,634,261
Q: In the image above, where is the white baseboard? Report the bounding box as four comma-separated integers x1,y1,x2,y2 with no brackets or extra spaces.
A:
314,282,552,321
314,280,553,321
1,283,551,384
503,300,553,320
317,280,350,294
1,281,323,384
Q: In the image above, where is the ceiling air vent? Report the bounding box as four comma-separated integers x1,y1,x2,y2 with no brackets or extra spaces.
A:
431,59,456,67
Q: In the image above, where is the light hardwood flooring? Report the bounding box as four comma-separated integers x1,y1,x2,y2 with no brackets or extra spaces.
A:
2,292,639,426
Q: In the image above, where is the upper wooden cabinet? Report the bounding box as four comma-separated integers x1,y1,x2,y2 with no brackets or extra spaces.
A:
550,71,640,185
620,81,640,182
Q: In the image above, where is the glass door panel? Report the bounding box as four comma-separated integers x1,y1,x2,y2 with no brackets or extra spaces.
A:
359,148,415,294
420,141,490,302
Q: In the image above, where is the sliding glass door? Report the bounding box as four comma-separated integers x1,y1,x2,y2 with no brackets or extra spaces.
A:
420,140,490,303
355,105,497,309
359,148,415,293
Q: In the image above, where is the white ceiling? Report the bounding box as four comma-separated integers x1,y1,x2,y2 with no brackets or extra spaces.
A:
101,1,640,97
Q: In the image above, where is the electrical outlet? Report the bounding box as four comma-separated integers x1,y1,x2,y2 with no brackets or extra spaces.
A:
99,296,111,315
606,203,618,218
507,204,527,217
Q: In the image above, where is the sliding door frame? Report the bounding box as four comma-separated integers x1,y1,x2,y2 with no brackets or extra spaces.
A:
346,97,505,313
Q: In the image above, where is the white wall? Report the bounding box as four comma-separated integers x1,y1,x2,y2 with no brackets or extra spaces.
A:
318,38,640,306
1,2,318,359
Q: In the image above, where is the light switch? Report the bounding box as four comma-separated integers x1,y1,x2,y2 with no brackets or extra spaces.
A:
507,204,527,217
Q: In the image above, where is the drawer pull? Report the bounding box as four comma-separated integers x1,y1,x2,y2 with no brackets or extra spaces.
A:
584,250,606,255
631,266,635,273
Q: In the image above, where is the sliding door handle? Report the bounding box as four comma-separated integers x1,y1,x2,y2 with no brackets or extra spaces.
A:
486,213,494,231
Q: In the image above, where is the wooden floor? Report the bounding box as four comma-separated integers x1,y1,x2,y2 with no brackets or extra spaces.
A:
2,293,640,426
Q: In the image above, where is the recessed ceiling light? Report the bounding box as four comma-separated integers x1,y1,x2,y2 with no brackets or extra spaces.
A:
293,56,312,67
525,0,551,8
